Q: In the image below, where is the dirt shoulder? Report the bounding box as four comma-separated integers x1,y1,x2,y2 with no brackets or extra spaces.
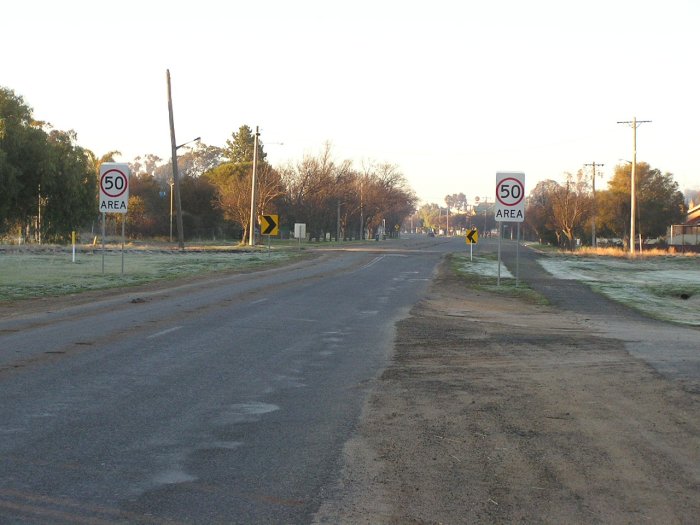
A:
314,260,700,524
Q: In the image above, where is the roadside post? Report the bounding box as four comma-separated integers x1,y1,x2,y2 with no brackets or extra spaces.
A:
71,231,76,263
259,214,279,257
99,163,130,275
495,172,525,286
465,227,478,261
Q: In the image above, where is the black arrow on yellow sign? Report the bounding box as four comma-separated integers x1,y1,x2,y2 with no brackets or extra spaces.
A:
259,214,279,236
466,228,479,244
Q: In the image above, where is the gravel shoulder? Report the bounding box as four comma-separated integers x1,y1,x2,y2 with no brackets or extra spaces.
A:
314,257,700,524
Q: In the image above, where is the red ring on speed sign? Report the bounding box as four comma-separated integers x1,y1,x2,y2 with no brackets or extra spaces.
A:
100,169,129,198
496,177,525,206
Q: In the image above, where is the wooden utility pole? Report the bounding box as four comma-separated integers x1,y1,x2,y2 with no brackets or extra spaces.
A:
167,70,185,250
617,117,651,254
584,162,603,247
248,126,260,246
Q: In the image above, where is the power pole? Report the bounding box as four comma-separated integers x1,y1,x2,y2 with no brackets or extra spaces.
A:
617,117,651,254
359,178,364,240
337,200,341,242
248,126,260,246
167,70,185,250
37,185,42,245
584,162,603,248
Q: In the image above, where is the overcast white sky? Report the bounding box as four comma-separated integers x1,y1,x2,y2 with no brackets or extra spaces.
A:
3,0,699,205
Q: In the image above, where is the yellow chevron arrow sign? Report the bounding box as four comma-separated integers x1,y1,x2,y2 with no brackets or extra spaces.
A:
259,214,279,236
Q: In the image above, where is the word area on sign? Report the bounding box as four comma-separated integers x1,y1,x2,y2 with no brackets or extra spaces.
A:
100,200,128,211
495,208,523,220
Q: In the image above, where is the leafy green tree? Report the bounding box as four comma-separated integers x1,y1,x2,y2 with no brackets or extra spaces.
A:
126,142,224,239
128,172,168,236
41,130,97,240
1,87,99,240
180,174,222,239
0,87,49,232
418,203,441,231
445,192,467,212
206,128,280,243
637,167,686,238
598,162,686,244
129,154,163,178
224,125,266,164
126,195,155,238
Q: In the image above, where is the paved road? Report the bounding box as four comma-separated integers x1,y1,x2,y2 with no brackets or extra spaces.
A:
0,237,452,524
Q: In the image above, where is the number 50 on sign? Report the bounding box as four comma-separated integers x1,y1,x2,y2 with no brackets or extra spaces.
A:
99,163,130,214
495,172,525,222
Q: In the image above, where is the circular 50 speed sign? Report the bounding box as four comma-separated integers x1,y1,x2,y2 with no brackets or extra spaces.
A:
495,171,525,222
99,163,130,214
100,168,129,198
496,176,525,206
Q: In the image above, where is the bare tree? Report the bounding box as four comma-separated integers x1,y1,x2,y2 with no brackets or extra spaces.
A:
207,162,283,244
277,147,416,240
550,171,591,249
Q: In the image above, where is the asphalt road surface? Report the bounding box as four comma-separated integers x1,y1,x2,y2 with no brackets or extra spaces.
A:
0,237,453,524
3,235,698,524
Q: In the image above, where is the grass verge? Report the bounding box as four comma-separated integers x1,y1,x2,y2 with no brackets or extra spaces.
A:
449,253,548,305
0,245,308,302
538,256,700,326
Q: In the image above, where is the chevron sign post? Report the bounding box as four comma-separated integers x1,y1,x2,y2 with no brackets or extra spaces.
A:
259,214,279,255
466,227,478,261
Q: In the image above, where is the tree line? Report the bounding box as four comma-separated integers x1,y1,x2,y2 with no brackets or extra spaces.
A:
414,165,686,250
2,86,687,248
1,87,417,243
525,164,686,249
1,88,98,242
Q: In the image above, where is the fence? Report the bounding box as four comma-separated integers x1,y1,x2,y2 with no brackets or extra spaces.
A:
668,225,700,252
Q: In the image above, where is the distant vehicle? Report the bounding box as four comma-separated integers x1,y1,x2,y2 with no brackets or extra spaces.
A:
427,231,435,237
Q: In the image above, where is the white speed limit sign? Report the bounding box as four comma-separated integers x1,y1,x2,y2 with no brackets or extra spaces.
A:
495,172,525,222
99,163,130,214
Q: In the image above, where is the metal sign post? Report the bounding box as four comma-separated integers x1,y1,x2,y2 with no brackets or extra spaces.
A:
516,223,520,287
121,219,126,275
495,172,526,287
465,227,478,262
99,163,130,275
497,223,502,286
101,212,106,274
259,215,279,257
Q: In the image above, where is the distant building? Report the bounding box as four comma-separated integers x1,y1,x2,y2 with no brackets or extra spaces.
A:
687,201,700,225
668,201,700,251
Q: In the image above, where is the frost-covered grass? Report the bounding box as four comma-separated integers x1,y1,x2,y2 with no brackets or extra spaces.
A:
455,252,514,279
451,253,546,304
0,246,302,301
539,255,700,326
